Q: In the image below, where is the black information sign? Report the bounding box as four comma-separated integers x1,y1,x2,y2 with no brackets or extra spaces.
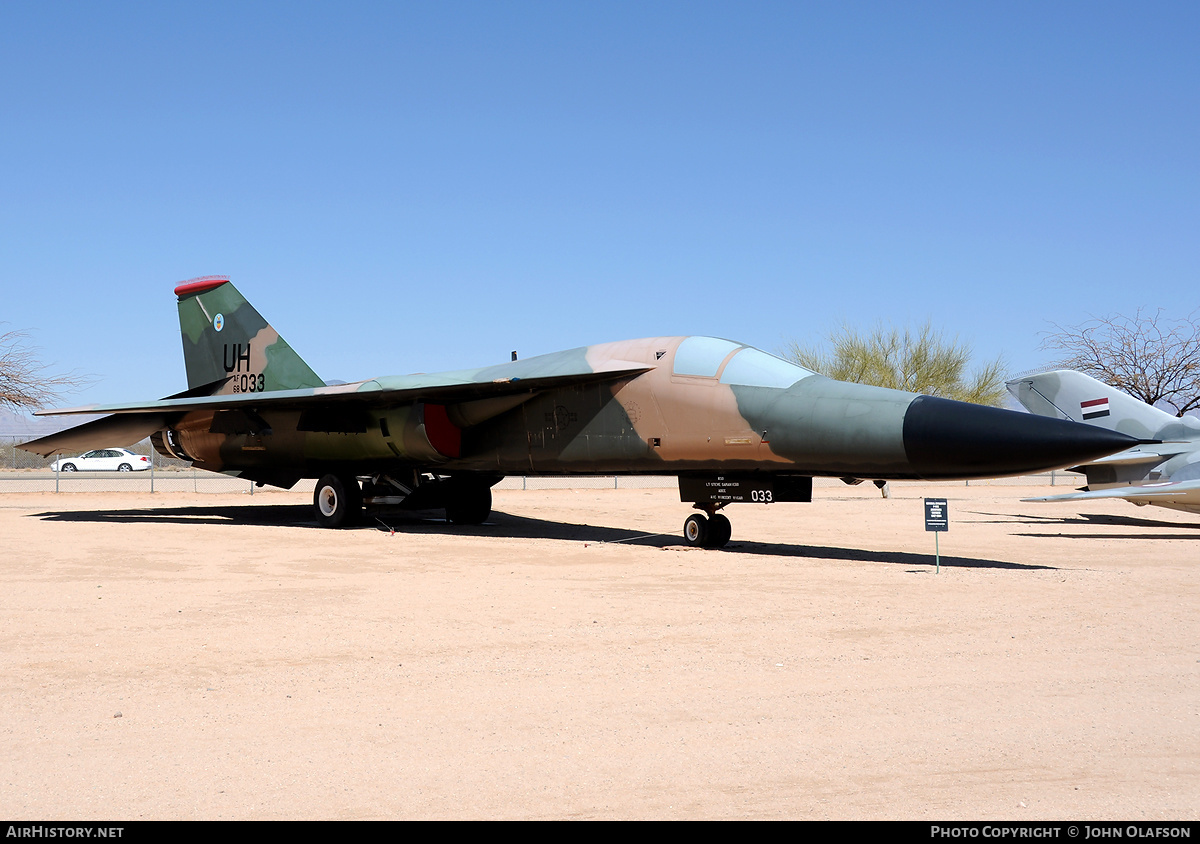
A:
924,498,949,532
678,474,813,504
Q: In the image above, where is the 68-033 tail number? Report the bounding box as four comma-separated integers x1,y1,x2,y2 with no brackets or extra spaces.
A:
231,373,266,393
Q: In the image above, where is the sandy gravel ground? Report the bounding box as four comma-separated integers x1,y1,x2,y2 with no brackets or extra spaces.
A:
1,483,1197,820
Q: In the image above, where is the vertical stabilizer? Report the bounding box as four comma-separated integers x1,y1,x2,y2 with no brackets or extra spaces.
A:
175,276,324,394
1007,370,1179,440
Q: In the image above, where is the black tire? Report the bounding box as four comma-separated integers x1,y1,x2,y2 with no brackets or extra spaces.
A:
683,513,708,547
118,463,132,472
705,513,731,549
61,463,77,472
445,482,491,525
314,474,363,528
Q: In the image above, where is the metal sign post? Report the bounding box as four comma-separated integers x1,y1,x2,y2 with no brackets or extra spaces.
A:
924,498,949,573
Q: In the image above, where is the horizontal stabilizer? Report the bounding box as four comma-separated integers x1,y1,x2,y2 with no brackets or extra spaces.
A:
19,413,167,457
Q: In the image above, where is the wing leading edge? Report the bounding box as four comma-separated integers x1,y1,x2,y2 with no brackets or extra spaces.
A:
1024,479,1200,510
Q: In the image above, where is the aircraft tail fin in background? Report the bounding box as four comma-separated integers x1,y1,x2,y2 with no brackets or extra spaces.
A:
175,277,324,395
1006,370,1179,440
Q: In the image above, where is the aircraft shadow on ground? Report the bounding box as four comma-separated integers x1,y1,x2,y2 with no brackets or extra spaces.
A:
969,510,1200,541
32,503,318,527
972,510,1200,529
31,505,1046,570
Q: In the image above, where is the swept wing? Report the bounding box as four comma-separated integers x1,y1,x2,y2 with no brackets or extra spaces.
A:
22,359,651,456
1025,479,1200,512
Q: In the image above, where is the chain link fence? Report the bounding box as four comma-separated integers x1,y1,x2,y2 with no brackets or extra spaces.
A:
0,436,254,493
0,437,1075,495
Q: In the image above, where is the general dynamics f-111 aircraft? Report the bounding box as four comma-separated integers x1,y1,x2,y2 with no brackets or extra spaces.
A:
22,277,1139,546
1008,369,1200,515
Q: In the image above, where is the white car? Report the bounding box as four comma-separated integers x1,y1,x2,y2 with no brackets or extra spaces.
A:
51,448,152,472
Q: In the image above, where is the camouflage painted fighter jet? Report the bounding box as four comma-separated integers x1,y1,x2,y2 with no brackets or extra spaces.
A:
1007,370,1200,515
22,277,1140,546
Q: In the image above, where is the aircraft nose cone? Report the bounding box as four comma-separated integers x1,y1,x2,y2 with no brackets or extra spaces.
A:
902,395,1141,479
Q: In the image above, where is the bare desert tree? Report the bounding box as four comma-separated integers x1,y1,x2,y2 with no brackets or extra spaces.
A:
783,322,1007,406
0,327,88,410
1041,310,1200,417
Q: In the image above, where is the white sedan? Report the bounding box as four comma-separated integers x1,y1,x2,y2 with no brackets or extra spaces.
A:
51,448,152,472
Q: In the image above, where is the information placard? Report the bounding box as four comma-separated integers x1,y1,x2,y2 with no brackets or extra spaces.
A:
924,498,949,532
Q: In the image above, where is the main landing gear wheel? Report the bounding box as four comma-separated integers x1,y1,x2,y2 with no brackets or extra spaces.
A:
683,512,731,549
445,482,492,525
314,474,363,528
706,514,731,549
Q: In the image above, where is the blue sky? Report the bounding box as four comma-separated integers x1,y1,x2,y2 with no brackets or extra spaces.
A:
2,1,1197,407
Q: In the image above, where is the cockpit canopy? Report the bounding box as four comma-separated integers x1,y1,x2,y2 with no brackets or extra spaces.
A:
672,336,816,389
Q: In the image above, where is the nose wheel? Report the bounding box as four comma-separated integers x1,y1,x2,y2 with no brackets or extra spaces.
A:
683,511,731,549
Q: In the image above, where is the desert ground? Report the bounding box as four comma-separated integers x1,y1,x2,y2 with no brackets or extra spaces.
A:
1,481,1197,820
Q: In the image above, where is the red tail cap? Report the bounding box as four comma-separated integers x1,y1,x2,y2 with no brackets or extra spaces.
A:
174,276,230,297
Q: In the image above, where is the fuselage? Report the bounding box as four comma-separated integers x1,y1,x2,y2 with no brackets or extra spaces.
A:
159,335,1137,487
20,279,1146,538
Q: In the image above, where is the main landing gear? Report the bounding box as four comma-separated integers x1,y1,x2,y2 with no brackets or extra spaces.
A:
683,504,732,549
313,472,497,529
314,473,364,528
443,477,492,525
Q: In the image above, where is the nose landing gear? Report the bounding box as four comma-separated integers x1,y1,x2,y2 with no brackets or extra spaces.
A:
677,473,812,550
683,504,731,549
